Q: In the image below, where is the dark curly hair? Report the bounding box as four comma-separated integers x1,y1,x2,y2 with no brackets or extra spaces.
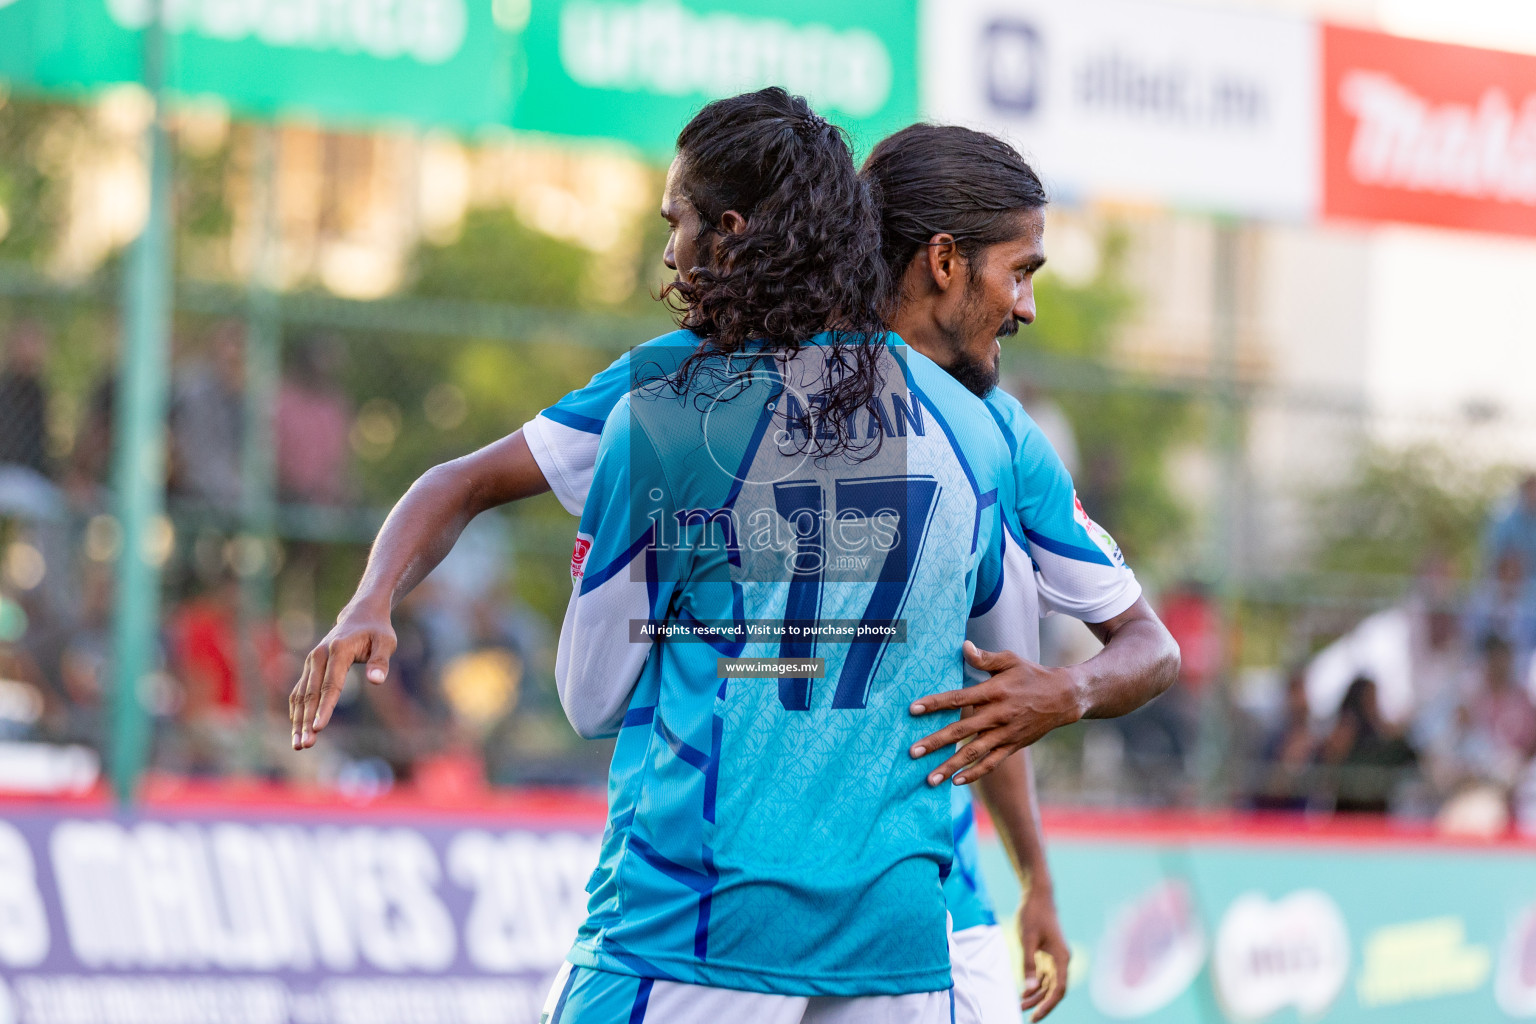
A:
662,88,890,458
861,123,1048,288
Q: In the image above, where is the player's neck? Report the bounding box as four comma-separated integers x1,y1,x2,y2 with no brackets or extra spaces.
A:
888,301,953,372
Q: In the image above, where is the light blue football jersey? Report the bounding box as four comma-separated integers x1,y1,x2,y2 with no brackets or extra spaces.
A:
552,331,1011,995
527,339,1143,937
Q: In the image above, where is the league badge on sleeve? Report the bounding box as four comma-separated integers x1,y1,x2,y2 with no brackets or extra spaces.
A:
1073,492,1127,567
570,534,594,581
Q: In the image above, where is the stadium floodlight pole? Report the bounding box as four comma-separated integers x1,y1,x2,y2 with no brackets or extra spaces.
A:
110,0,175,807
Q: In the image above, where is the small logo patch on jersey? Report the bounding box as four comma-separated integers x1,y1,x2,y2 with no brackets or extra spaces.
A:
1073,493,1126,566
570,534,593,580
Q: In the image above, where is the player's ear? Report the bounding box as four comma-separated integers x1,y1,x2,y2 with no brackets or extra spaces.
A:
718,209,748,236
925,233,959,292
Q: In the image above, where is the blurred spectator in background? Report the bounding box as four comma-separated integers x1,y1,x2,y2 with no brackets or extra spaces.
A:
1249,667,1316,811
1464,551,1534,678
1161,580,1222,699
68,371,116,499
1318,675,1417,814
165,572,287,774
275,333,352,506
0,320,51,479
1109,580,1220,804
411,514,560,784
170,322,245,513
1486,474,1536,587
54,564,112,749
166,575,246,773
0,585,48,742
1408,559,1470,716
1460,636,1536,789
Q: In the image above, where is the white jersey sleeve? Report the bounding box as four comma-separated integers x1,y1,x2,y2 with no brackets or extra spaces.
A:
553,395,678,738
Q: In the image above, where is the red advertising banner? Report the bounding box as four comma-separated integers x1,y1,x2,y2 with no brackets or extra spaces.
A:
1323,24,1536,236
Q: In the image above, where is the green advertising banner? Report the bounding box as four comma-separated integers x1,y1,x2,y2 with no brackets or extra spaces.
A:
509,0,921,157
0,0,520,129
980,818,1536,1023
0,0,919,146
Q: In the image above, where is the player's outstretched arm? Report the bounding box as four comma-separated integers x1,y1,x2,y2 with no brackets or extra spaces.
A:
290,430,551,750
908,596,1179,785
978,751,1070,1021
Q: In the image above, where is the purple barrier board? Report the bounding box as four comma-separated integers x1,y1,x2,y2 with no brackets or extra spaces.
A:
0,798,605,1024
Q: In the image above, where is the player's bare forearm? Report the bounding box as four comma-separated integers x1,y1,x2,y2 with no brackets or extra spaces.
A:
290,430,551,749
1072,596,1181,719
356,431,551,612
977,752,1070,1019
909,597,1179,785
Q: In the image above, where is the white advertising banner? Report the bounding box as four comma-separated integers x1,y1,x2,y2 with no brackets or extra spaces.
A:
921,0,1321,219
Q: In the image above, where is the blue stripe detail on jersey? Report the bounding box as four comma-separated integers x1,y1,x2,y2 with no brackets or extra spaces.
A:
978,488,998,511
628,978,654,1024
627,834,720,962
949,987,957,1024
909,383,982,554
549,964,576,1023
622,706,655,728
1024,526,1115,567
602,938,682,982
542,405,608,435
985,400,1019,457
677,607,746,656
654,714,712,773
949,805,981,895
606,808,635,837
695,892,714,961
953,800,975,842
629,834,715,893
970,528,1006,618
694,847,719,960
704,714,723,823
581,526,657,594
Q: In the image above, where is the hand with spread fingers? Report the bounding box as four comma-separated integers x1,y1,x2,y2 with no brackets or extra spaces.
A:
911,597,1181,787
908,641,1085,787
1018,881,1071,1020
289,600,396,750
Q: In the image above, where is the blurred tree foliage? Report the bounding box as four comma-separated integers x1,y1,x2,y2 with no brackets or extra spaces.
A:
411,208,595,309
0,96,74,265
1008,228,1196,574
1309,443,1511,582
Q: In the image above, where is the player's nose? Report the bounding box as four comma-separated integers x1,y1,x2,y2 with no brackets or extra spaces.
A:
1013,285,1036,326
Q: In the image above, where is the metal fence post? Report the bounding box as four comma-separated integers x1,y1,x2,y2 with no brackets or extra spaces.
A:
110,3,175,806
1199,218,1246,804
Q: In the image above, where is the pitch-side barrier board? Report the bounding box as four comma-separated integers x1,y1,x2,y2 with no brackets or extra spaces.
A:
0,791,1534,1023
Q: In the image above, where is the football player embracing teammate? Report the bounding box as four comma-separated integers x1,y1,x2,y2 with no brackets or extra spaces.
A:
288,90,1178,1022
